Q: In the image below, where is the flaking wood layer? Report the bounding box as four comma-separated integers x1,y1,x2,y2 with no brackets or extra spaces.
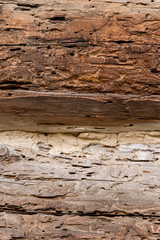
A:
0,131,160,239
0,0,160,94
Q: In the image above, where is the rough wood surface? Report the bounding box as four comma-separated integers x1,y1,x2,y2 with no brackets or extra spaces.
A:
1,1,160,239
0,90,160,129
0,0,160,94
0,0,160,127
0,130,160,239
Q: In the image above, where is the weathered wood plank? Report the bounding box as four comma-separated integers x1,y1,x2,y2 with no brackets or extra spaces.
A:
0,131,160,239
0,1,160,239
0,0,160,45
0,134,160,216
0,213,159,240
0,0,160,94
0,91,160,128
0,44,160,94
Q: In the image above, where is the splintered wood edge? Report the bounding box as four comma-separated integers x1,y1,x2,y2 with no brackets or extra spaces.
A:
0,90,160,132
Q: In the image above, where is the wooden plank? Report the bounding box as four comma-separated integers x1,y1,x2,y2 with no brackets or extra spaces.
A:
0,44,160,95
0,144,160,216
0,1,160,239
0,0,160,45
0,0,160,95
0,91,160,128
0,136,160,239
0,213,159,240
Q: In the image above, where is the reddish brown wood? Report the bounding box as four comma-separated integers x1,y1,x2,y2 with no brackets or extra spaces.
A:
0,1,160,239
0,0,160,95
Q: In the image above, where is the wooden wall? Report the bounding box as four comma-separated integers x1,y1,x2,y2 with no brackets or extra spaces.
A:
0,1,160,239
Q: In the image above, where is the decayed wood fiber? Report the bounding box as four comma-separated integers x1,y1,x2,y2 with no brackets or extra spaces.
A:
0,131,160,239
0,91,160,129
0,1,160,239
0,0,160,94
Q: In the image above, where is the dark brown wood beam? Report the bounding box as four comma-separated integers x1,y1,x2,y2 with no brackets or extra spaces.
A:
0,90,160,129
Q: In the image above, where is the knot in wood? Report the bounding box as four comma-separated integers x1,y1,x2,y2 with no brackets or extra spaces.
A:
0,144,8,157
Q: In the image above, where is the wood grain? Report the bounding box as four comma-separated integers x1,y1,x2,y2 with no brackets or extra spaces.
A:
0,91,160,129
0,0,160,94
0,134,160,239
0,213,160,240
0,1,160,239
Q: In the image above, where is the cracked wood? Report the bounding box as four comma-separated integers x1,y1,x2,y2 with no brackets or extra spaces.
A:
0,131,160,239
0,0,160,94
0,91,160,129
0,1,160,240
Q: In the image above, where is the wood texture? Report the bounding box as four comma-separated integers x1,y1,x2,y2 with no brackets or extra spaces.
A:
0,1,160,239
0,131,160,239
0,0,160,127
0,91,160,129
0,0,160,94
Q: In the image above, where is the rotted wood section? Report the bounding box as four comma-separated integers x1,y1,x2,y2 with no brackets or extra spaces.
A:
0,1,160,240
0,131,160,239
0,91,160,131
0,0,160,94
